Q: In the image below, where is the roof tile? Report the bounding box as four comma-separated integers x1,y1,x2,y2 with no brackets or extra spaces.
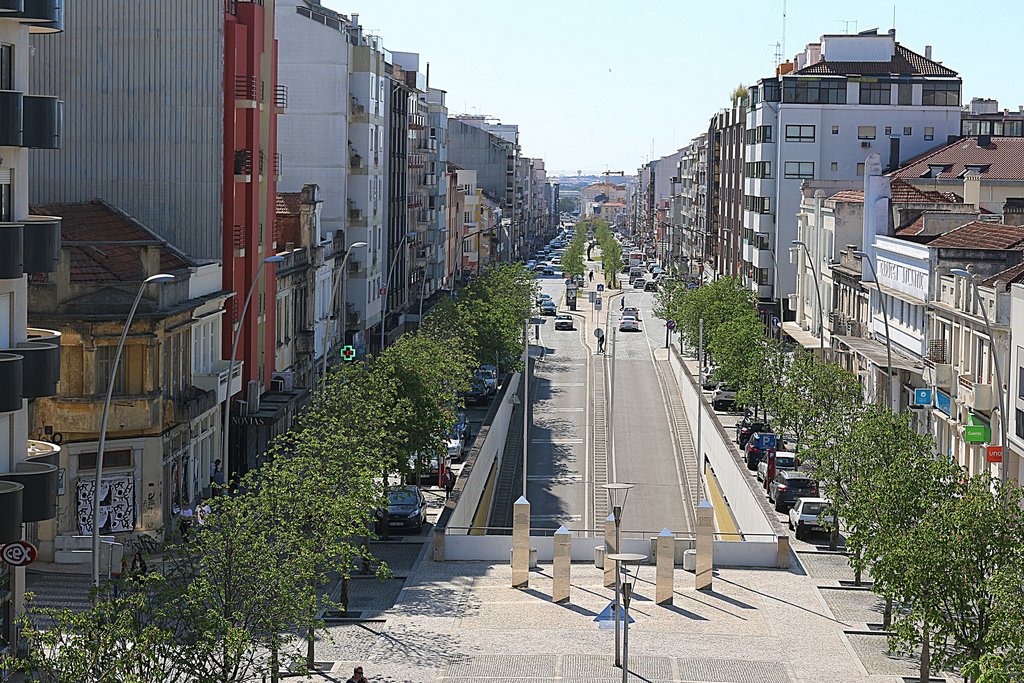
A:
794,44,957,77
926,221,1024,250
892,137,1024,180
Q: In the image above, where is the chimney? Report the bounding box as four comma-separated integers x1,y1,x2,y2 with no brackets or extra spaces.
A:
963,174,982,210
351,13,359,27
924,45,932,60
861,153,892,281
887,137,901,173
978,134,992,148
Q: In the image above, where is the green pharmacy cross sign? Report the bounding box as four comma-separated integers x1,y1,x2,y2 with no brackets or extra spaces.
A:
340,345,357,362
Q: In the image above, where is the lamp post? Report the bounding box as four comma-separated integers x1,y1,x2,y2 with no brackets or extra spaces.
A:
221,255,285,495
792,240,825,357
380,235,413,354
762,245,783,341
321,242,367,385
854,251,894,411
602,482,633,667
92,273,175,589
951,268,1008,484
606,553,647,683
522,318,529,500
418,229,448,325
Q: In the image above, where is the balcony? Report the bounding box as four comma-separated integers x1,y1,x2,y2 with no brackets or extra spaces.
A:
47,391,163,433
417,137,438,152
408,154,425,169
14,0,62,32
408,193,424,208
294,328,315,356
234,75,258,108
0,90,61,149
274,84,288,112
273,152,283,181
233,149,253,182
192,360,244,404
958,375,995,412
0,1,22,12
0,481,21,543
421,172,437,187
0,439,60,523
408,112,426,130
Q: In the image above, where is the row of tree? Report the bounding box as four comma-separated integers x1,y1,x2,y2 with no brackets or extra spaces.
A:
589,219,622,288
654,275,1024,683
8,264,537,683
558,227,587,283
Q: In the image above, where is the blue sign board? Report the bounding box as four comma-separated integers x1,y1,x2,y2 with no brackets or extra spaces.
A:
913,388,933,407
935,390,952,416
753,433,777,450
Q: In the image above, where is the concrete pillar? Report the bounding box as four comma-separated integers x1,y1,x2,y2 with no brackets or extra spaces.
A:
655,528,674,605
695,500,714,591
552,525,571,603
511,496,530,588
603,513,616,588
776,534,790,570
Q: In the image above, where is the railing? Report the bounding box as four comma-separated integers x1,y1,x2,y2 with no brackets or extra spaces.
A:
407,193,424,208
408,154,425,168
442,526,697,540
926,338,948,363
273,84,288,109
234,75,257,100
233,149,252,176
273,152,283,178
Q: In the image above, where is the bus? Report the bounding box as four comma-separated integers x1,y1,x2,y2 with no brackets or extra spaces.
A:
628,251,644,268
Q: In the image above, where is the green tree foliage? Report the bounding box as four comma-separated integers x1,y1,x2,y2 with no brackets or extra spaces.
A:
560,229,587,281
592,220,622,288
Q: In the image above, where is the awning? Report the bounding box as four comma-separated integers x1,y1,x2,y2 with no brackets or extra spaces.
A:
781,321,822,350
834,335,922,372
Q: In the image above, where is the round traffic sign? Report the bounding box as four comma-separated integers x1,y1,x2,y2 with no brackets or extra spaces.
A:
594,328,604,338
2,540,37,567
666,320,677,330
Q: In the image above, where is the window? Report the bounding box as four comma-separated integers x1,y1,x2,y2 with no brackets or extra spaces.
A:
0,44,12,91
857,126,876,140
745,125,773,145
924,127,935,141
830,162,838,172
859,81,891,105
903,126,912,136
784,161,814,179
857,163,865,177
782,78,846,104
898,83,913,106
922,82,960,106
745,195,771,214
753,233,770,250
749,86,760,105
78,449,133,471
745,161,772,178
762,80,781,102
0,178,10,222
884,126,892,136
832,125,839,135
96,345,126,396
785,125,815,142
755,267,770,285
1017,408,1024,439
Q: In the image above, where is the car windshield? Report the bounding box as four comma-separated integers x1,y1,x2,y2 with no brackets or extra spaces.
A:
788,478,816,490
775,456,798,468
388,488,419,505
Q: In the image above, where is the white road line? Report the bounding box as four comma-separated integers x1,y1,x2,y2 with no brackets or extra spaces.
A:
527,475,583,482
539,407,585,412
530,438,584,444
542,382,586,387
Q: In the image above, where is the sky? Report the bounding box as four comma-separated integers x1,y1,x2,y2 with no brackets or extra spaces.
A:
323,0,1023,176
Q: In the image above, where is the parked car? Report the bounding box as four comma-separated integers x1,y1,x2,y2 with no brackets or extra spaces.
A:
744,433,776,470
376,485,428,533
623,306,641,320
632,278,647,289
736,417,771,449
540,300,558,315
769,470,819,512
711,384,738,411
757,453,799,483
536,293,552,306
619,315,640,332
554,314,574,331
464,379,490,405
447,434,464,462
788,498,835,540
644,280,658,291
474,368,497,395
701,367,719,391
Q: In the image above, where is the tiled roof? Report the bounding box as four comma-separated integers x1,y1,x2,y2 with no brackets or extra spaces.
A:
829,190,864,203
29,199,193,283
794,44,958,77
276,192,301,216
827,179,960,205
895,215,925,236
925,221,1024,250
892,137,1024,180
982,261,1024,289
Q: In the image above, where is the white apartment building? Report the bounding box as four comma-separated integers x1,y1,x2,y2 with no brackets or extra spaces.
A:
1005,283,1024,482
744,29,962,319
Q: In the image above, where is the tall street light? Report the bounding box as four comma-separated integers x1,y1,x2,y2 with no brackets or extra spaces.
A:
762,245,784,341
606,553,647,683
792,240,825,357
854,251,894,411
222,255,286,490
321,242,367,385
380,234,413,354
602,482,633,668
92,273,175,589
951,268,1008,484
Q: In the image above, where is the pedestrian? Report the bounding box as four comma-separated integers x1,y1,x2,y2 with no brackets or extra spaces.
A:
596,329,605,354
588,270,594,282
178,502,194,541
444,467,456,500
620,297,625,311
462,423,472,450
346,665,368,683
131,552,148,577
211,458,225,496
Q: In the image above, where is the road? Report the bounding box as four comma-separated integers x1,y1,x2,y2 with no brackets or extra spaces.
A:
525,264,697,536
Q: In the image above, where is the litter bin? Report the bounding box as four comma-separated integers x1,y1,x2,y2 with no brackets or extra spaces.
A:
594,546,604,568
683,548,697,572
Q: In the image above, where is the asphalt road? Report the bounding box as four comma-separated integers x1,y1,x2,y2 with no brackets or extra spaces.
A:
524,265,695,536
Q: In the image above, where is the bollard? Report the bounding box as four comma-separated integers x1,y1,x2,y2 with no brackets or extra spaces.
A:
603,513,617,588
552,525,571,603
655,528,674,605
512,496,531,588
776,534,790,570
695,500,714,591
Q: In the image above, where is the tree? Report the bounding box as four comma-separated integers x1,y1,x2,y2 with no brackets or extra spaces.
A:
706,310,763,389
735,337,787,420
730,83,749,104
453,263,535,372
560,229,587,282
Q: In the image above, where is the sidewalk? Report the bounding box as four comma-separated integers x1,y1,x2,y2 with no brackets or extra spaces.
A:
568,251,623,355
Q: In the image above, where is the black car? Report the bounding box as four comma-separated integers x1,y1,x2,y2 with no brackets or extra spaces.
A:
464,380,490,405
376,485,427,533
745,435,775,471
768,471,819,512
644,280,658,291
736,418,771,449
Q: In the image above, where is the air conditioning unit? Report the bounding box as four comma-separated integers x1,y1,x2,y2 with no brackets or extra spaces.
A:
348,259,362,273
787,293,800,310
271,371,295,392
978,214,1004,223
861,141,872,148
270,378,285,392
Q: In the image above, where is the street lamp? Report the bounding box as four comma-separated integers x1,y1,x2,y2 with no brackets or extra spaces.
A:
606,553,647,682
221,255,285,494
602,482,633,668
321,242,367,385
762,245,784,341
950,268,1008,484
92,273,175,588
854,251,894,410
792,240,825,357
418,229,448,325
380,234,414,354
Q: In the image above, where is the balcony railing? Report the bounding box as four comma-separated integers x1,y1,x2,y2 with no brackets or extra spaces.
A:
233,149,253,178
408,154,425,169
192,360,244,404
234,75,257,102
408,113,426,130
273,152,283,179
408,193,425,208
274,84,288,111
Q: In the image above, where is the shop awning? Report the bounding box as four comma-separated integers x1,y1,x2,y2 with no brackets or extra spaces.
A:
781,322,822,350
834,334,921,373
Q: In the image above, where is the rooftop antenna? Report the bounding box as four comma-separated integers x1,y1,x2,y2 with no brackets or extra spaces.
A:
781,0,787,64
892,5,896,34
836,19,858,34
772,41,782,68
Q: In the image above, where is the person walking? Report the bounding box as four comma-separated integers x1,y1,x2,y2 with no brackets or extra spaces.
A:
444,467,456,501
346,665,368,683
620,297,625,311
596,328,605,354
178,502,194,541
211,459,225,496
588,270,594,283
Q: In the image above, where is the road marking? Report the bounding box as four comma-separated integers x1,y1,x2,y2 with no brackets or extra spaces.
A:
540,407,584,412
531,438,584,444
527,474,583,482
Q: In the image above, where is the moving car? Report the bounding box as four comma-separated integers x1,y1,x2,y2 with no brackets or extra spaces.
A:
628,267,645,282
757,453,799,483
533,263,546,272
788,498,835,540
768,470,819,512
536,293,552,306
540,300,558,315
619,315,640,332
623,306,641,320
474,368,497,395
542,266,556,275
376,485,428,533
644,280,658,292
711,384,738,411
554,314,574,331
632,278,646,289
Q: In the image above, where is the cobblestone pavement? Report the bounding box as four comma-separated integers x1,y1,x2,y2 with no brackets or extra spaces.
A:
818,587,886,626
795,550,856,582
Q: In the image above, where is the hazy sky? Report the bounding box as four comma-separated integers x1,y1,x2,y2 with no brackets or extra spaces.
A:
322,0,1022,176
